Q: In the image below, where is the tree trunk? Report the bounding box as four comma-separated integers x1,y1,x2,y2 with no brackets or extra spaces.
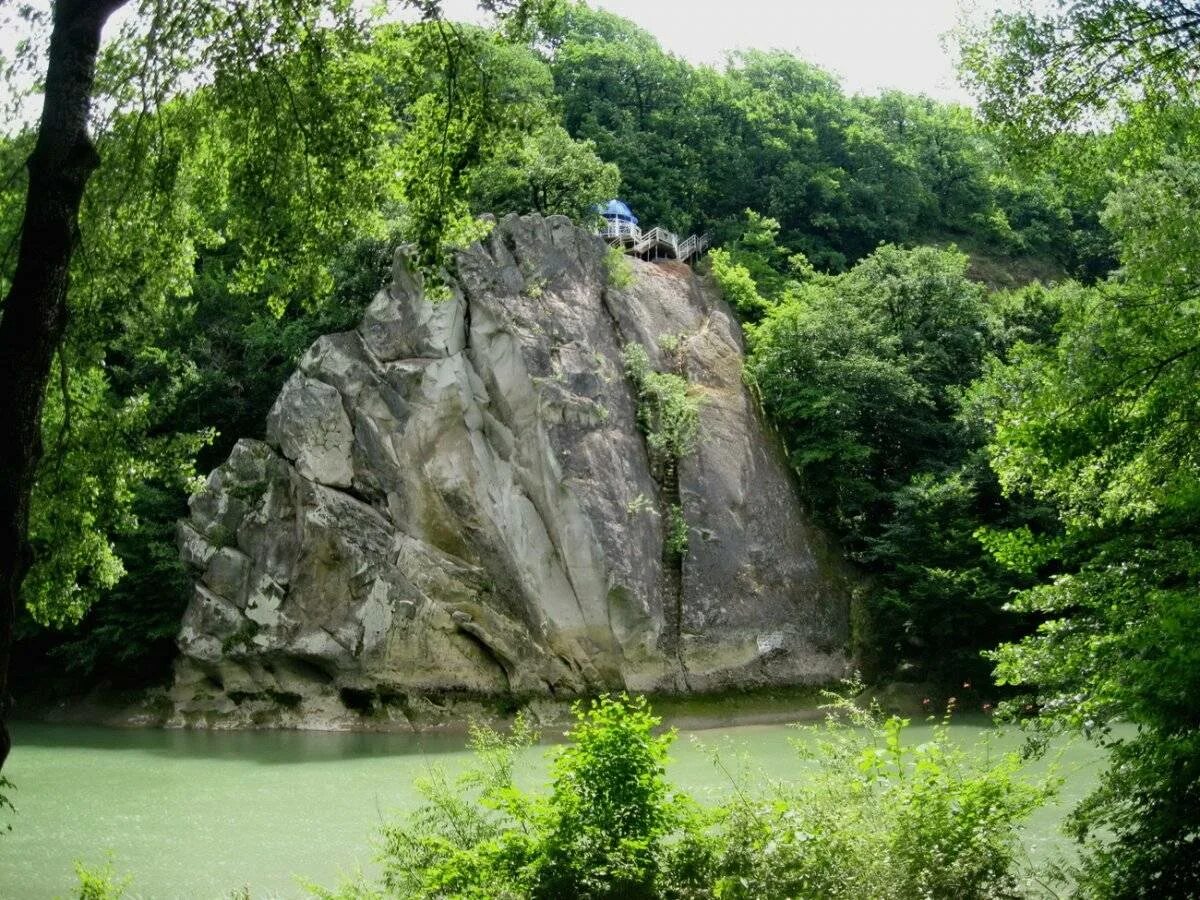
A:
0,0,127,772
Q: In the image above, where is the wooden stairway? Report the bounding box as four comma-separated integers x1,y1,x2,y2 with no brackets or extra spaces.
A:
600,220,711,263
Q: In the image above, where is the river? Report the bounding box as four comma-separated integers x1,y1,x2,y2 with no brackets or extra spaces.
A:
1,714,1109,898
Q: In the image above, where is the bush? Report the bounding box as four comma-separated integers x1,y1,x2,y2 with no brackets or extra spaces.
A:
665,505,689,558
709,686,1058,898
605,246,634,289
368,715,541,898
318,689,1055,899
709,248,768,321
622,343,700,478
73,856,132,900
330,695,697,900
533,695,683,898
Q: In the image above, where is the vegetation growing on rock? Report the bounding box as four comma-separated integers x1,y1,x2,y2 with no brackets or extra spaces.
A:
621,343,700,479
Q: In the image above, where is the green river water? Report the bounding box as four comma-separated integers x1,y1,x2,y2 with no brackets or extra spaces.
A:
1,714,1110,899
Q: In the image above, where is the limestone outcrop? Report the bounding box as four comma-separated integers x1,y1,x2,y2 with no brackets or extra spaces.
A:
170,214,850,728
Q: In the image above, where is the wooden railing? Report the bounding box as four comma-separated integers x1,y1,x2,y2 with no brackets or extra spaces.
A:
600,220,710,263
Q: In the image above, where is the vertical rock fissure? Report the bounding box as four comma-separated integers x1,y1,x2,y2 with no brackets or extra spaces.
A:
661,464,687,674
459,278,473,358
608,285,690,674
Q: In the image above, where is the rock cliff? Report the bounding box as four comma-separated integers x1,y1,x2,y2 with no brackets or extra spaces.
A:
170,214,850,728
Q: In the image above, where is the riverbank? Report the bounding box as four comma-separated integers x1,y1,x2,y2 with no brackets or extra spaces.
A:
13,682,839,733
15,678,964,736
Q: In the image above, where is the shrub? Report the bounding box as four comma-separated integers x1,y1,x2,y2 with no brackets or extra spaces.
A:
73,856,132,900
333,696,697,900
709,685,1058,899
605,246,634,289
317,689,1055,899
622,343,700,478
368,715,541,898
709,248,768,321
532,695,681,898
665,505,689,558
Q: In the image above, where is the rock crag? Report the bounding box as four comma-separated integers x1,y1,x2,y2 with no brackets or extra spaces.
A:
170,214,850,728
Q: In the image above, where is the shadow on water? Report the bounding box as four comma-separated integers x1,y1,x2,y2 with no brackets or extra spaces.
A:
10,691,1006,766
8,686,835,764
9,721,473,764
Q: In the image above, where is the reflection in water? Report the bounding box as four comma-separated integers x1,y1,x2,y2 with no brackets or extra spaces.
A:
15,721,471,763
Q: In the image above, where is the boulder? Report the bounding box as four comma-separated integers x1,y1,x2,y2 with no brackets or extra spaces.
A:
170,214,851,728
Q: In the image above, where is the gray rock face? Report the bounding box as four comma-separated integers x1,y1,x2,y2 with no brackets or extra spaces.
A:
170,214,850,728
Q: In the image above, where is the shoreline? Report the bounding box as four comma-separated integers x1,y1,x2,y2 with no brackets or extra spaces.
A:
11,680,949,736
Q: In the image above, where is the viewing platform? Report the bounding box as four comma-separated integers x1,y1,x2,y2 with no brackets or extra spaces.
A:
600,220,711,263
595,199,709,263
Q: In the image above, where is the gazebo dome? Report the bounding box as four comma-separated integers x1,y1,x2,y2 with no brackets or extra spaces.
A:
597,199,638,225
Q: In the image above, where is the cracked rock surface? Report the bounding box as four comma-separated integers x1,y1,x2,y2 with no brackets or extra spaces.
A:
170,214,850,729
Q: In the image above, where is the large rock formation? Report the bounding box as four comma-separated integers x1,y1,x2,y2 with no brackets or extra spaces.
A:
170,214,850,728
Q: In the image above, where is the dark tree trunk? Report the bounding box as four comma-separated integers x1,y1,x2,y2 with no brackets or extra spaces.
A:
0,0,128,771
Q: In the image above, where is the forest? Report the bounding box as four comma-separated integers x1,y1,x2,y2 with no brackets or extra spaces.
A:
1,0,1198,897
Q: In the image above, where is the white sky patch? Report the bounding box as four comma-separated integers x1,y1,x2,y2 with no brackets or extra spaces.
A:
437,0,1032,104
1,0,1033,131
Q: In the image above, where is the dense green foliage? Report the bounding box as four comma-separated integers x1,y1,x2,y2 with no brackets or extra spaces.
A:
472,124,620,220
959,1,1199,140
7,0,1200,892
710,695,1056,899
312,692,1053,899
970,157,1200,897
957,4,1200,895
548,4,1109,275
728,223,1050,682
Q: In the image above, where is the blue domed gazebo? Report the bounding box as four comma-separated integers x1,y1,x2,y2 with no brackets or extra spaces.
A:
597,199,638,227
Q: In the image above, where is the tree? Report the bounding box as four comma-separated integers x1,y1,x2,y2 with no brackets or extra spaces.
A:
739,236,1049,680
748,243,988,530
471,123,619,219
973,160,1200,895
1,0,384,774
959,2,1200,891
959,0,1200,139
0,0,129,776
548,3,705,233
